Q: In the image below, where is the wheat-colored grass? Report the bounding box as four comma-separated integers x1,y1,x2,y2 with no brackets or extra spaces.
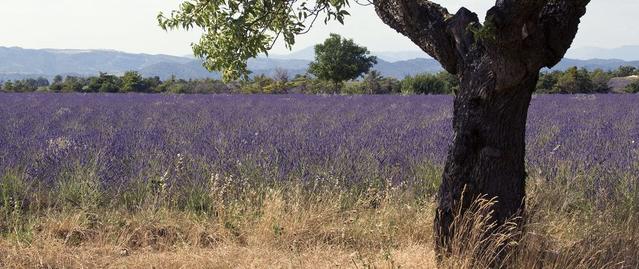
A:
1,175,637,268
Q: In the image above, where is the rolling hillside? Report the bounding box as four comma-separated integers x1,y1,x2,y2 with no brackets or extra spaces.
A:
1,46,638,81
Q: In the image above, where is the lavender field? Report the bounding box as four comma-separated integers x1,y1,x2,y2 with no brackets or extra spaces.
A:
1,93,639,267
1,93,638,189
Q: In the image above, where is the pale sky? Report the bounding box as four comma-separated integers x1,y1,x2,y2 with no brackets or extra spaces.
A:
0,0,637,56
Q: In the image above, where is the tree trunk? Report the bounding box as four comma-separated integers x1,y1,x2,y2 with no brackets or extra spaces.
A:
434,61,538,254
373,0,589,261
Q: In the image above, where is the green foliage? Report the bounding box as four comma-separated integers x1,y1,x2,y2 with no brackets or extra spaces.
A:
341,81,365,94
435,71,460,94
87,72,122,93
121,71,150,93
307,78,342,94
614,66,637,77
625,81,639,93
4,64,638,95
552,67,593,94
49,75,64,92
61,76,86,92
360,70,401,94
401,72,457,95
288,73,339,94
159,77,189,94
536,71,560,93
468,16,497,43
362,70,382,94
240,75,282,94
535,66,637,94
590,69,612,93
158,0,351,81
1,81,14,92
340,71,399,95
0,77,49,92
308,34,377,86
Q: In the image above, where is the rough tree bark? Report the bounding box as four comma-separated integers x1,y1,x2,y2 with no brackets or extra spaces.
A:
374,0,590,257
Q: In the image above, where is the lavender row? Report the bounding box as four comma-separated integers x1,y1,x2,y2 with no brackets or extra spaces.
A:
0,93,637,189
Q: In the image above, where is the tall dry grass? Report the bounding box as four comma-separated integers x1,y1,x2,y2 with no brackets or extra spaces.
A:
0,171,637,268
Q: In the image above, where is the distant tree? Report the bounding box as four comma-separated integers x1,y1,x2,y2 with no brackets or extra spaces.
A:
341,81,365,94
360,71,402,94
87,72,122,93
49,83,63,92
168,82,189,94
155,75,175,93
2,81,14,92
308,34,377,88
537,71,559,93
615,66,637,77
590,69,611,93
156,76,194,94
11,78,47,92
362,70,383,94
11,80,27,92
50,75,64,92
53,75,63,84
379,77,402,94
435,72,460,95
240,74,276,94
401,73,447,95
62,76,85,92
143,76,162,92
191,78,231,94
36,77,50,88
625,81,639,93
554,67,593,93
273,68,289,83
121,71,148,92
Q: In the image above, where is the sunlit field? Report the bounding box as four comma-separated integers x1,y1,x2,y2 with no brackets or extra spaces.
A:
1,93,637,268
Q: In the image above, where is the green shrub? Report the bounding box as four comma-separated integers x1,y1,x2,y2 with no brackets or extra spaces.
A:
342,81,365,94
553,67,594,93
401,73,451,95
625,81,639,93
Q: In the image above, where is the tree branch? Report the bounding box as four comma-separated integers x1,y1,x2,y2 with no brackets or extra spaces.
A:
374,0,460,73
484,0,590,70
537,0,590,68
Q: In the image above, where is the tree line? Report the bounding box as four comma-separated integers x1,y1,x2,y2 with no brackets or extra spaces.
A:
1,65,637,95
537,66,639,94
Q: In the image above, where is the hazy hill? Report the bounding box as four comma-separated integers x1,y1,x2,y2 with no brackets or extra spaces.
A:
268,46,430,62
566,46,639,61
552,58,639,71
1,46,639,81
0,46,190,75
277,45,639,62
0,46,444,80
138,58,311,80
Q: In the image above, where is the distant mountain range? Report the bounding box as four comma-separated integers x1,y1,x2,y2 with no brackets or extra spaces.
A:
565,46,639,61
1,46,638,81
266,46,431,62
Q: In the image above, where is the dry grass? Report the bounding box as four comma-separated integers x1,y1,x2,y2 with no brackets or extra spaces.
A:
1,175,637,268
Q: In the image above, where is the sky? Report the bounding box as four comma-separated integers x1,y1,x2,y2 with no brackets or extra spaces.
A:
0,0,637,56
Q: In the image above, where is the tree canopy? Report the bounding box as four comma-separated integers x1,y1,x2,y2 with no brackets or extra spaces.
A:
160,0,590,83
158,0,351,81
308,34,376,85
